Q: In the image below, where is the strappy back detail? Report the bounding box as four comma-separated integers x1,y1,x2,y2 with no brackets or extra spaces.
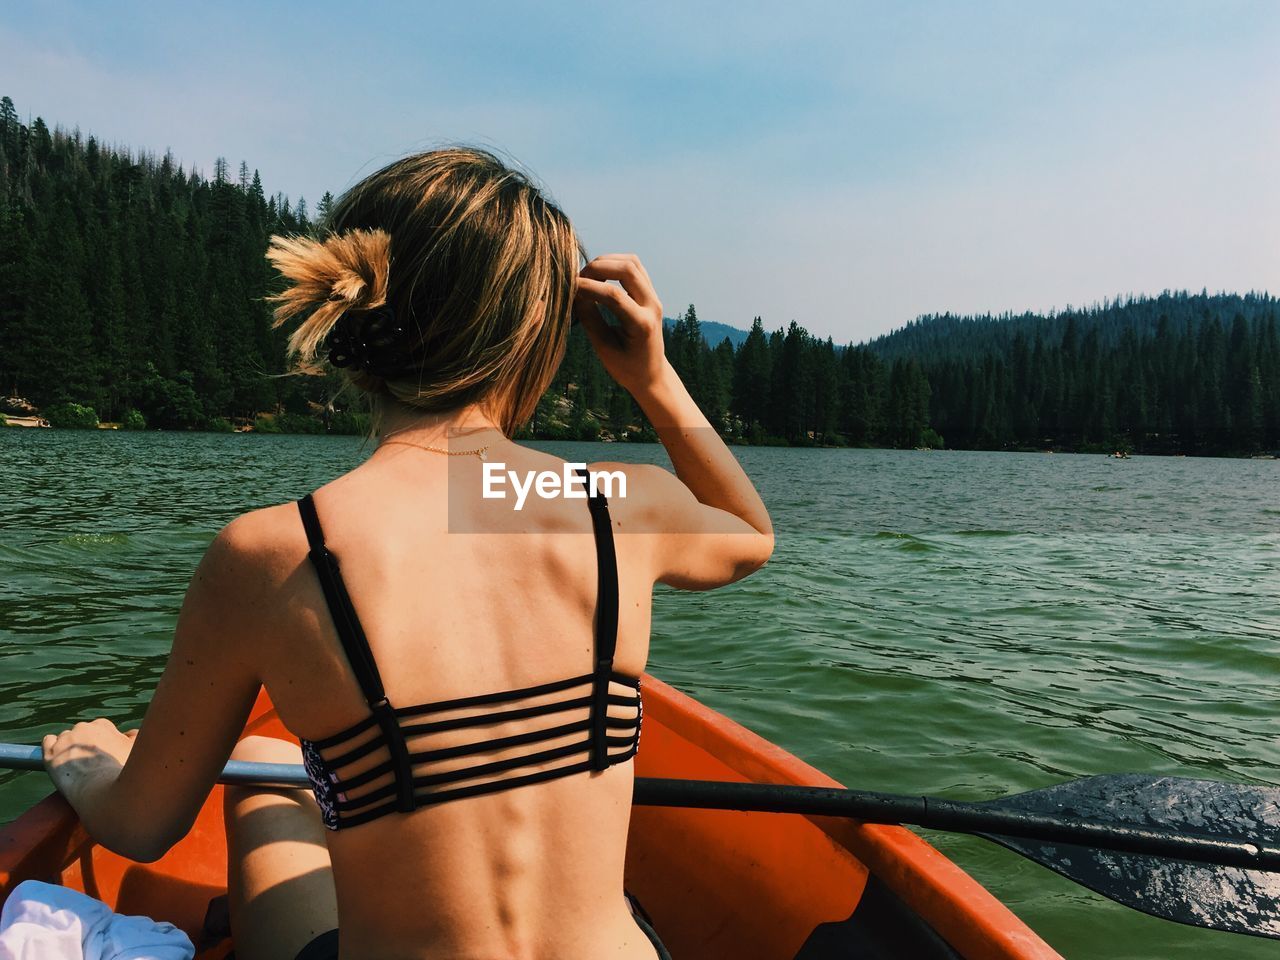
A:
294,469,642,830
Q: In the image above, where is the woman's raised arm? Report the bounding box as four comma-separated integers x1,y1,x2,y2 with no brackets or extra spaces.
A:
575,254,774,590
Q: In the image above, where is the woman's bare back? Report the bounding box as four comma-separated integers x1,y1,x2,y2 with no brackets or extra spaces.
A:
255,441,659,958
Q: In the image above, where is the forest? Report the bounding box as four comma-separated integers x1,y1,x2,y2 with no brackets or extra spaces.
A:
1,96,1277,455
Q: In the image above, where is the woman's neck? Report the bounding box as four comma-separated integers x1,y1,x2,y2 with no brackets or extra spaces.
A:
375,403,505,447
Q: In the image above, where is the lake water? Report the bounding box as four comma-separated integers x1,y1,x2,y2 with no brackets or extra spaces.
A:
1,429,1276,959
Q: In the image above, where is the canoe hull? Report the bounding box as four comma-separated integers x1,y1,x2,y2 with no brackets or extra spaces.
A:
0,676,1059,959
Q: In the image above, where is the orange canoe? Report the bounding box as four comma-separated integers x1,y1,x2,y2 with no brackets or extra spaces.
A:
0,676,1060,958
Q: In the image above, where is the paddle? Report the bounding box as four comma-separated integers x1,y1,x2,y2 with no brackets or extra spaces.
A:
2,744,1276,939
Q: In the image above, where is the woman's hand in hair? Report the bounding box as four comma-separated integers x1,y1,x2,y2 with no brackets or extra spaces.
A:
574,254,669,396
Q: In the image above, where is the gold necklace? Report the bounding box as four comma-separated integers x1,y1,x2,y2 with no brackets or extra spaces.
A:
379,438,493,461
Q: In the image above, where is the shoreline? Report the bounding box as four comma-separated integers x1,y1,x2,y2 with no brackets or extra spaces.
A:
1,422,1275,460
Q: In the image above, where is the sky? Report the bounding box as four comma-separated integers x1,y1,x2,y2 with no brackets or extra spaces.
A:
2,0,1277,343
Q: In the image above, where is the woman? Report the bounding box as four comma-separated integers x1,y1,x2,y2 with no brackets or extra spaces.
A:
41,147,774,960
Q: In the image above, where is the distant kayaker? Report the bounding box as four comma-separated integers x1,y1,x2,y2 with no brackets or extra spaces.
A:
39,147,773,960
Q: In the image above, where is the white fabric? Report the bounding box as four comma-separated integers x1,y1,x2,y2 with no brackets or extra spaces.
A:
0,880,194,960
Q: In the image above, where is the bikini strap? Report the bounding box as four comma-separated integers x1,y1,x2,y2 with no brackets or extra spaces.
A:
297,494,388,708
577,468,619,771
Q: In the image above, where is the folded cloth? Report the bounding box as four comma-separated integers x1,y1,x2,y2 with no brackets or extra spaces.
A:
0,879,194,960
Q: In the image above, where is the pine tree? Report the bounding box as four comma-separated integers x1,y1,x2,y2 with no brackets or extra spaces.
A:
316,191,335,228
732,316,771,434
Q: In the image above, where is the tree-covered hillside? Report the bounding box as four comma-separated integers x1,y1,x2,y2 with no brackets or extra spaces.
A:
868,291,1280,454
663,317,748,348
0,95,338,431
1,96,1276,455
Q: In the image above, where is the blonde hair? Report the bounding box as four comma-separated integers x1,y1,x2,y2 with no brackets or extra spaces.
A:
267,147,585,434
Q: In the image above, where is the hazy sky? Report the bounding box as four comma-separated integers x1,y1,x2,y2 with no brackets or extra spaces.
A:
2,1,1277,342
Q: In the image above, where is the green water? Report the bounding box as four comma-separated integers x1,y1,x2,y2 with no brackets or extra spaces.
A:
1,429,1277,959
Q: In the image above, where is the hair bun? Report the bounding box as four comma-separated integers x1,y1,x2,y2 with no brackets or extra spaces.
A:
266,229,395,373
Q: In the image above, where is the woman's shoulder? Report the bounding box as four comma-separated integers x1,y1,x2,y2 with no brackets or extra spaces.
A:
208,498,312,588
171,500,315,668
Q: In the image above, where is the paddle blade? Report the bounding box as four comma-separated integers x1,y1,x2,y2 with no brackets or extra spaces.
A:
982,774,1280,940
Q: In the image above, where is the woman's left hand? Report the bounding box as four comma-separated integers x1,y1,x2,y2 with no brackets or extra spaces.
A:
43,719,139,804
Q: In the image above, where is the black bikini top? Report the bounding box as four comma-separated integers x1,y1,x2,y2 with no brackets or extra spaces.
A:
295,476,643,830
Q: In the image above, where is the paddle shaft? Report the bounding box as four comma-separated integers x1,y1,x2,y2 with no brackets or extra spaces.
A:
635,777,1280,872
3,744,1275,872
